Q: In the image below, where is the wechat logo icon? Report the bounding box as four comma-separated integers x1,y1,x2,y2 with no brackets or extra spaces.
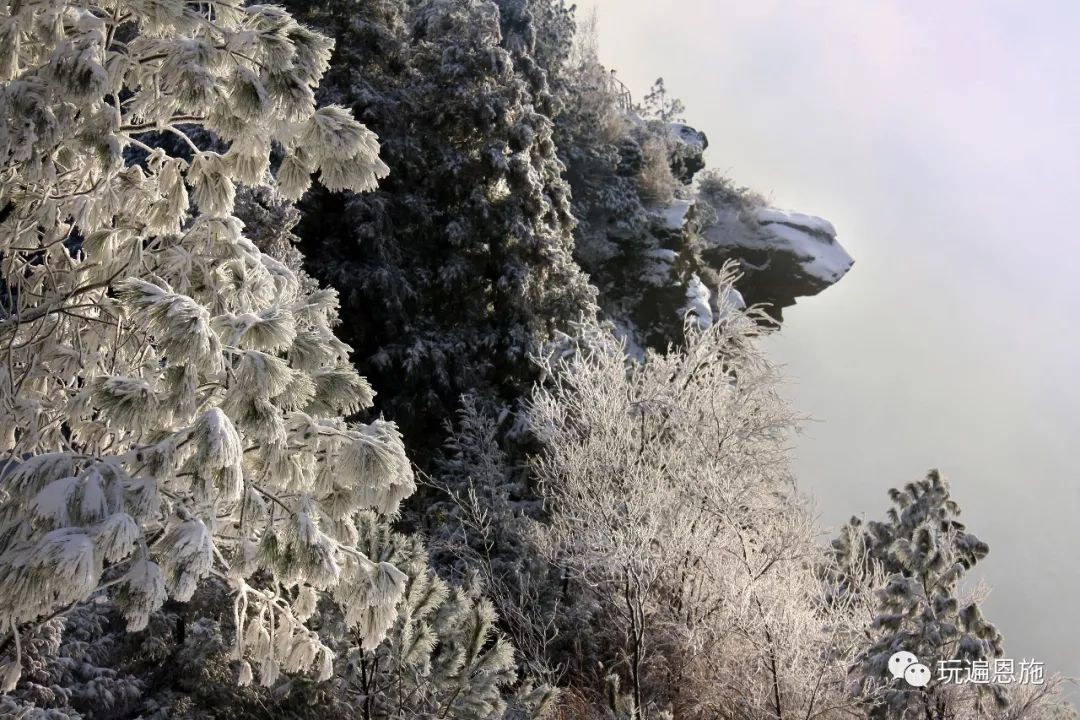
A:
889,651,931,688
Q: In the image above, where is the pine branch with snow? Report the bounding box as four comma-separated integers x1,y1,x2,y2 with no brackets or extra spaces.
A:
0,0,408,693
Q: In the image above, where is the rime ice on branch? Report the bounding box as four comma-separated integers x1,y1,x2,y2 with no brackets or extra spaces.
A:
0,0,411,691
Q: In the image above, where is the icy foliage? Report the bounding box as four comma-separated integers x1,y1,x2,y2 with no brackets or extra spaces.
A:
680,274,713,329
0,0,409,692
327,517,555,720
528,267,865,719
285,0,596,457
2,2,1065,719
831,472,1018,718
428,395,567,678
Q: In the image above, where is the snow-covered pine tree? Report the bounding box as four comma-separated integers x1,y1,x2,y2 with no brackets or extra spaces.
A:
0,602,142,720
837,471,1009,719
1,525,557,720
0,580,253,720
0,0,412,692
325,513,555,720
492,0,576,115
428,395,565,676
284,0,596,460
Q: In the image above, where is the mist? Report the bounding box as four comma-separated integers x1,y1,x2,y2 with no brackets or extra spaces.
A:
585,0,1080,685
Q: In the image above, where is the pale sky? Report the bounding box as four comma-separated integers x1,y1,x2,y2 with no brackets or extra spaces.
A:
586,0,1080,691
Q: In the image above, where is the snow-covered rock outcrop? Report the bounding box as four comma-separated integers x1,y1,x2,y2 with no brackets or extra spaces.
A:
638,120,850,322
701,205,853,319
631,193,852,337
576,112,852,349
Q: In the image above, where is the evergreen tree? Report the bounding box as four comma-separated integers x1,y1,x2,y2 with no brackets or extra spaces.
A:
330,515,556,720
492,0,576,112
834,471,1009,719
0,518,555,719
4,3,1060,720
0,581,275,720
0,0,412,693
638,78,685,123
286,0,596,461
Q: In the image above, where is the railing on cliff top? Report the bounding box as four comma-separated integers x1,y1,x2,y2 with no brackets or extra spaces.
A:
607,72,633,112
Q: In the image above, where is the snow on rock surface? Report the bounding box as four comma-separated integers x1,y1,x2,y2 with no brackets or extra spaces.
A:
756,211,852,285
754,208,837,237
647,247,680,263
700,204,853,319
722,286,747,311
651,198,694,230
666,124,708,183
667,123,707,150
681,274,713,330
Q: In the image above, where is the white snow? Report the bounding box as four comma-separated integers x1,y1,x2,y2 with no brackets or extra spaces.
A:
681,274,713,330
651,198,694,230
196,407,242,468
712,285,746,325
641,245,680,285
667,123,706,149
755,208,837,237
32,476,79,523
32,528,100,600
759,221,853,284
703,206,853,287
647,248,679,263
98,512,140,562
612,319,647,362
721,287,746,312
79,469,109,522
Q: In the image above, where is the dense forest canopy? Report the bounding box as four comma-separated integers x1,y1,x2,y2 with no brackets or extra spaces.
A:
0,1,1072,719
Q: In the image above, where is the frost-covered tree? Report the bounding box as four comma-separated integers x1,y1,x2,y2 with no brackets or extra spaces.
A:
0,0,414,693
554,39,647,241
0,580,273,720
0,522,557,720
285,0,596,460
326,515,556,720
427,396,564,676
527,268,863,720
492,0,575,114
827,472,1077,720
552,26,712,354
638,78,685,123
837,472,1009,719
